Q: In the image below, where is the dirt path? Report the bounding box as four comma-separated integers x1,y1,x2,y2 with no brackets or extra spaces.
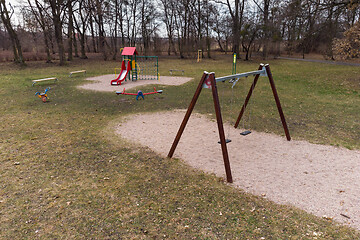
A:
78,74,193,92
115,110,360,231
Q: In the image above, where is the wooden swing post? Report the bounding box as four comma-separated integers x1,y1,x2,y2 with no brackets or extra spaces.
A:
209,73,233,183
167,72,233,183
167,73,207,159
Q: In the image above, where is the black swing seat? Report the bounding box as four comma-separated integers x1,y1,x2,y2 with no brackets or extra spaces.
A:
218,139,232,144
240,130,251,136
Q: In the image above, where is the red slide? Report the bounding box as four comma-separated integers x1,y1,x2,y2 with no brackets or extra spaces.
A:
111,61,131,85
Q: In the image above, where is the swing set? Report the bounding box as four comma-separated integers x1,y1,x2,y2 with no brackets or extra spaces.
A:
167,64,291,183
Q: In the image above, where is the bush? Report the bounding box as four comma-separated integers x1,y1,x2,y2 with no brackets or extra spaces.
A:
333,21,360,59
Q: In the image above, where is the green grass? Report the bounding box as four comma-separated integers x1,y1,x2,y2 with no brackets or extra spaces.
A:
0,55,359,239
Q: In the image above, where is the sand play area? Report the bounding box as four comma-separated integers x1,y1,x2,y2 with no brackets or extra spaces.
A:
79,74,360,231
115,110,360,231
78,74,193,92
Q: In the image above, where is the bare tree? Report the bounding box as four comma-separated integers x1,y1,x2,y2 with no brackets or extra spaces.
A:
160,0,177,55
262,0,271,59
202,0,216,58
213,6,232,54
88,14,97,53
174,0,195,58
48,0,66,65
122,0,138,46
26,0,53,62
67,0,73,61
223,0,245,57
139,0,158,55
241,22,260,60
109,0,122,60
0,0,25,64
73,0,90,58
89,0,112,60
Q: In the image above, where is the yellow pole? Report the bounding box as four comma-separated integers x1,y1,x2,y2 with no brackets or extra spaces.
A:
197,50,202,62
115,68,121,76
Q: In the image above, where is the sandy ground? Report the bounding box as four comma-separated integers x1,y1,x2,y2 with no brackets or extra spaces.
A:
78,74,193,92
115,110,360,231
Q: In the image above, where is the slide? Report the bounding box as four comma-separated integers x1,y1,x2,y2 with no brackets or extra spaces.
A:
111,60,131,85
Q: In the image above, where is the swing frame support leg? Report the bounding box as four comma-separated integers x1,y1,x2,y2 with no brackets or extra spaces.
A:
234,64,291,141
168,73,207,159
167,72,233,183
265,65,291,141
234,64,263,129
210,73,233,183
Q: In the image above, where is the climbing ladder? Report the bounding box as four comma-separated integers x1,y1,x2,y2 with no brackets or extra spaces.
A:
132,65,138,81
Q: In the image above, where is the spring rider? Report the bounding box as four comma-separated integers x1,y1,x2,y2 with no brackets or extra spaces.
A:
35,87,51,102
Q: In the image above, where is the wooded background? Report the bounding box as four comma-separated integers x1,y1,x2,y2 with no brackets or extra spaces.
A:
0,0,359,65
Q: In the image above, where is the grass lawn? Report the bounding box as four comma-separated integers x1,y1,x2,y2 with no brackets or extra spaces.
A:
0,55,359,239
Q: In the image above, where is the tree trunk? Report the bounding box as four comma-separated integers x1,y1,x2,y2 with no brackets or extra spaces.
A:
67,0,73,61
112,0,119,60
131,0,137,46
118,1,125,48
95,0,107,60
141,0,148,56
49,32,56,54
205,8,211,58
226,0,243,58
49,0,65,65
29,0,52,63
197,0,203,55
73,31,79,57
44,31,52,63
262,0,270,60
89,16,97,53
80,31,87,59
0,0,25,65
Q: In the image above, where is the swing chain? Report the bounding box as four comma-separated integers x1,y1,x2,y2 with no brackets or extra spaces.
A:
229,78,240,88
242,76,253,133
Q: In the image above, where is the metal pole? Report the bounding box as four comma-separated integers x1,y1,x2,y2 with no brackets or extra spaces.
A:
157,56,159,80
232,53,236,75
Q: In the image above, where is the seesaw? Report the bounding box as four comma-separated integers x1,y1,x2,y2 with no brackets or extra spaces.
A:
116,87,163,100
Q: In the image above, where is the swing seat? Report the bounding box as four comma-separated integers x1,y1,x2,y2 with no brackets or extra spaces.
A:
218,139,232,144
240,130,251,136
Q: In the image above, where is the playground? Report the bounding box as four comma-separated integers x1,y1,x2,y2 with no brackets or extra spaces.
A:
0,55,359,238
79,47,193,95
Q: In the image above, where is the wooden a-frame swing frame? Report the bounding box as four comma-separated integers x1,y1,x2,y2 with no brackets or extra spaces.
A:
167,64,291,183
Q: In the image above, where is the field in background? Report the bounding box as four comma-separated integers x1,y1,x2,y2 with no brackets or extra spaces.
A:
0,55,359,238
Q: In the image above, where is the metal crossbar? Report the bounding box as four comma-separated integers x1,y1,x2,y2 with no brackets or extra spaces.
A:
215,64,267,83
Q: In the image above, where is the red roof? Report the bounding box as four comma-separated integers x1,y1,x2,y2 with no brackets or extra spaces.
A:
122,47,138,56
